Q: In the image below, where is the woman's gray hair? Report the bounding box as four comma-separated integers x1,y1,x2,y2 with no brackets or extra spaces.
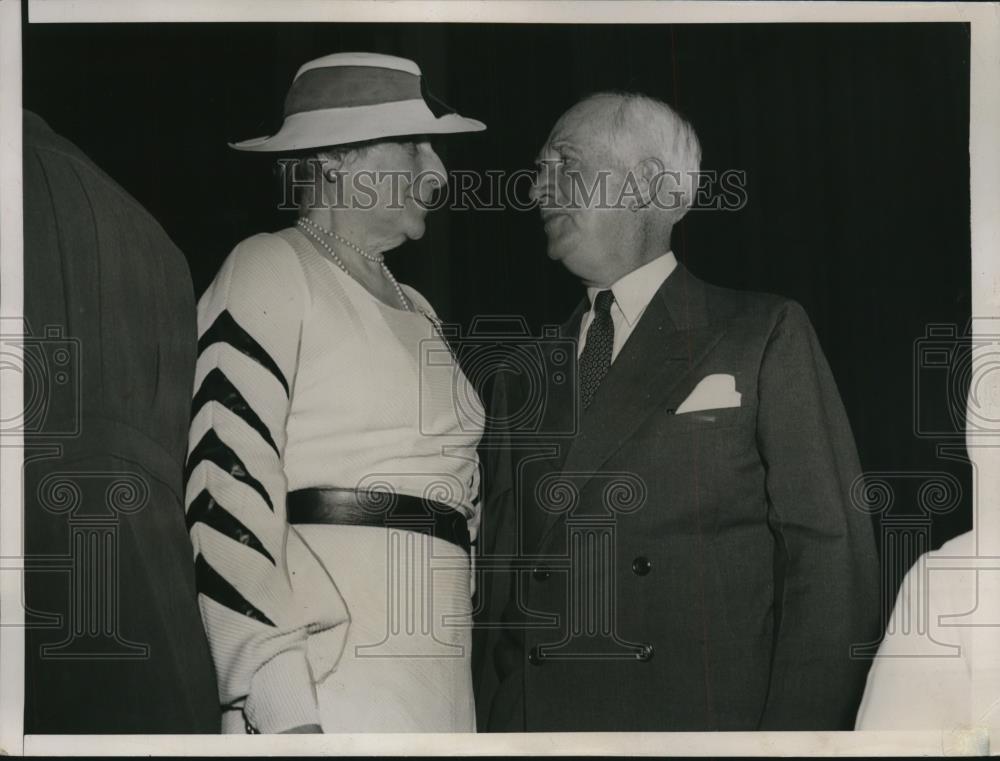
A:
276,142,373,218
581,91,702,218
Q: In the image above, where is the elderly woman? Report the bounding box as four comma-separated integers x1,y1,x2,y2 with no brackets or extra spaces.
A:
185,52,486,734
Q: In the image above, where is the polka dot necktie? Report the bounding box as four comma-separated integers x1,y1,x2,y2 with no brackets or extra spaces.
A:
579,289,616,410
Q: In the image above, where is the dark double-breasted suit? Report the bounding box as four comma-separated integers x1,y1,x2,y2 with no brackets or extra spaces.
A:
473,263,880,731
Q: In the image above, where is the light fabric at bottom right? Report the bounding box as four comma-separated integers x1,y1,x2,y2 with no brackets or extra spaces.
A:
855,531,992,730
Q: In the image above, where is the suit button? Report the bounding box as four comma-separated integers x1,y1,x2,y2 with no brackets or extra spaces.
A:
532,566,551,581
528,646,543,666
632,556,652,576
637,644,654,662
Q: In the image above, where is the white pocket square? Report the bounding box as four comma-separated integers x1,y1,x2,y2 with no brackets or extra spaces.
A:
675,373,742,415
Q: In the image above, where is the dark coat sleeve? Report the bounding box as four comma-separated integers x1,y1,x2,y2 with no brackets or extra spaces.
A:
755,301,880,730
471,370,518,730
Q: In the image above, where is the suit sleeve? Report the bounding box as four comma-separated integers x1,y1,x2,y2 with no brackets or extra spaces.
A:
185,236,348,733
472,370,517,730
755,301,880,730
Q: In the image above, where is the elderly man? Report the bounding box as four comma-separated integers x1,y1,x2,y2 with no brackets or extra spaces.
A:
473,93,880,731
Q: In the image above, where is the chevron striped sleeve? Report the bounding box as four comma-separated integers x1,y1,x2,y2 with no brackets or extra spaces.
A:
185,234,342,733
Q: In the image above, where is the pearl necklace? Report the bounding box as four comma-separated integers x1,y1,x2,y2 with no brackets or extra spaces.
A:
296,219,412,312
300,216,384,263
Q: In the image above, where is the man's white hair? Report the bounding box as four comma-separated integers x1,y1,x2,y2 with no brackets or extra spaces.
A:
580,91,702,218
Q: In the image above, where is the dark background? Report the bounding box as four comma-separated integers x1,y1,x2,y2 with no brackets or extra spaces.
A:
23,22,972,603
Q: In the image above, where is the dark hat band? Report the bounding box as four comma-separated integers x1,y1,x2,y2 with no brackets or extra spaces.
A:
284,65,423,116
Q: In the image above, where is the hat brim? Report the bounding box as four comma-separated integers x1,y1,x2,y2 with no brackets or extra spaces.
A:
229,99,485,152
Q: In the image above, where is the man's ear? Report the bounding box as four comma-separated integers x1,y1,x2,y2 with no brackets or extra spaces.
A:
633,156,666,209
636,156,690,215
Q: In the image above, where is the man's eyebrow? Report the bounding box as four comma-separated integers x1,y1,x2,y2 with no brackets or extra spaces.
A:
550,140,578,155
535,141,577,164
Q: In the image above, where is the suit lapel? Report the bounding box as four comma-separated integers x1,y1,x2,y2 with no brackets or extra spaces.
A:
532,264,723,551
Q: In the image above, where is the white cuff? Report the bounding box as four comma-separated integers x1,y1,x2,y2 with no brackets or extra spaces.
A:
243,647,320,733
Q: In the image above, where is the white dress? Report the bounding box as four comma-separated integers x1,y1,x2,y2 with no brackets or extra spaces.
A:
186,227,483,733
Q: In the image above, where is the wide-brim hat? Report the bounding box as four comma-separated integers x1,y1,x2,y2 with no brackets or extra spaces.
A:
230,51,486,152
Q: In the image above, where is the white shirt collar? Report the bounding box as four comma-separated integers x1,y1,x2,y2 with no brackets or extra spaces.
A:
586,251,678,326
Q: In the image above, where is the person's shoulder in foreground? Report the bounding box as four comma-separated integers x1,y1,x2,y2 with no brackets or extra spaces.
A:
22,108,220,733
856,530,990,731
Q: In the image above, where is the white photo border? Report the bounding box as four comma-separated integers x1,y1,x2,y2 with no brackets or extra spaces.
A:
3,0,999,756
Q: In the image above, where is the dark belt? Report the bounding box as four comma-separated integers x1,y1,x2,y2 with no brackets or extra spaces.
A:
287,487,471,555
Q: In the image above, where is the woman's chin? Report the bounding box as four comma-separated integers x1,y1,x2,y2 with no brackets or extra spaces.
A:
403,219,428,242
